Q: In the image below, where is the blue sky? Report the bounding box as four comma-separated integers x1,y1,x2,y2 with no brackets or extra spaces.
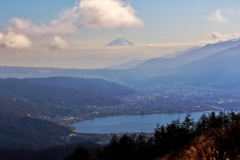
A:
0,0,240,68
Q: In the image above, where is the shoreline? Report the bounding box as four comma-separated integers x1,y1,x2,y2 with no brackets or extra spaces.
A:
71,110,235,134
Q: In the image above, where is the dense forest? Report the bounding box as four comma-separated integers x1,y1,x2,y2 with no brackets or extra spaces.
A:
65,111,240,160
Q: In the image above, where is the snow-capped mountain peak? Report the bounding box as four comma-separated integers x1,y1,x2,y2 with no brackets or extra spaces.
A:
105,38,134,47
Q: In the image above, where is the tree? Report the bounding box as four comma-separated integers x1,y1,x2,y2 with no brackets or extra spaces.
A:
196,113,208,134
182,113,195,133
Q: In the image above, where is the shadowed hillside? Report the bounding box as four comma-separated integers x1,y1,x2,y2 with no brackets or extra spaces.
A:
0,77,134,107
0,115,72,149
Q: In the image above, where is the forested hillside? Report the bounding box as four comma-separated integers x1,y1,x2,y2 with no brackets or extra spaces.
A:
26,77,134,97
0,78,132,107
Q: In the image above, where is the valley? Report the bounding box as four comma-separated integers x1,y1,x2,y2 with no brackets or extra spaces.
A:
1,38,240,159
41,86,240,132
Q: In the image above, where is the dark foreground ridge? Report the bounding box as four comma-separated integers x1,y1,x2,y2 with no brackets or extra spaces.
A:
1,111,240,160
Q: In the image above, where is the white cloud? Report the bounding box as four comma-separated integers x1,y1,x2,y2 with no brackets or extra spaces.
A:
49,36,68,49
197,32,240,45
207,9,228,23
6,18,78,36
9,18,33,30
0,32,31,48
208,32,240,40
78,0,143,29
4,0,143,36
139,32,240,49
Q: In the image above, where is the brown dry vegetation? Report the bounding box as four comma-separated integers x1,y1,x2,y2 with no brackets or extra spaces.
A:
161,120,240,160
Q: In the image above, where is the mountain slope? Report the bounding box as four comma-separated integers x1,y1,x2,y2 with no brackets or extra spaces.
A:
135,39,240,70
179,44,240,88
0,97,52,117
152,44,240,88
162,46,201,58
0,77,134,107
178,44,240,74
0,115,72,149
25,77,134,97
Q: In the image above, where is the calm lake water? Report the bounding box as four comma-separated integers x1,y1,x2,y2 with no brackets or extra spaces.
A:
72,112,208,134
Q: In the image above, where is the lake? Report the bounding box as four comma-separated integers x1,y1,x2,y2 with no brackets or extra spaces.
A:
72,112,209,134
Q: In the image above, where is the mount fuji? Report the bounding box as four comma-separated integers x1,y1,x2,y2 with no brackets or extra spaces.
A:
105,38,134,47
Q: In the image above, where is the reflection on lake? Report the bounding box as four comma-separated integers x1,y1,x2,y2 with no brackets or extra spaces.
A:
72,112,208,134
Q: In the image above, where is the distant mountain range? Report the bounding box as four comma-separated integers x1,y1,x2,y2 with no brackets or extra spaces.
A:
134,39,240,70
104,38,240,88
151,40,240,88
179,43,240,88
105,38,134,47
105,46,201,70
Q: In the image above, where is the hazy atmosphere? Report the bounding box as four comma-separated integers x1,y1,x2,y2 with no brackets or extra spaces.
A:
1,0,240,68
2,1,240,159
